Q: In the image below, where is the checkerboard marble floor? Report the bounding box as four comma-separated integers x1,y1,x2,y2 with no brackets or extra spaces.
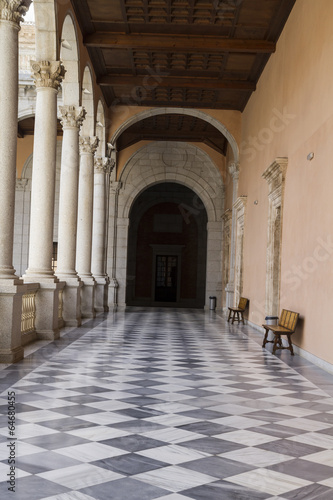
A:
1,308,333,499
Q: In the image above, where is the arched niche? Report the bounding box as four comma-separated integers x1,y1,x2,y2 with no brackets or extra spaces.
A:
60,14,79,106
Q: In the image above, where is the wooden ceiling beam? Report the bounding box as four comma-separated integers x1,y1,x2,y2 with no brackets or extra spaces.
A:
84,33,275,54
98,75,256,91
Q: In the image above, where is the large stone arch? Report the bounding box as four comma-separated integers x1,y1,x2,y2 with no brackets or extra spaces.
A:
111,107,239,164
108,141,225,310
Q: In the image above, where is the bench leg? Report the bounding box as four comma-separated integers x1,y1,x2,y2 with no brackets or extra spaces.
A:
262,328,269,348
231,311,237,324
287,335,294,355
227,309,232,322
272,334,281,355
240,311,245,325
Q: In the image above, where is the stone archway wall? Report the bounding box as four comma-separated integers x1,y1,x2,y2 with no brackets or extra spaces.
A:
108,141,225,310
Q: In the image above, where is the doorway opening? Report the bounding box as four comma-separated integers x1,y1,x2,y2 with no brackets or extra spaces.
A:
126,183,208,308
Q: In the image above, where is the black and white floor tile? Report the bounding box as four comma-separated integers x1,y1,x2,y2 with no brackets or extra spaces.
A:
1,308,333,499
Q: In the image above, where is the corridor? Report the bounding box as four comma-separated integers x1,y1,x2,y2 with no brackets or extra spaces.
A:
1,309,333,499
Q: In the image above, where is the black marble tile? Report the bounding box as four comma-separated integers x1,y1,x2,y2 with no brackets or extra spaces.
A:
92,452,168,475
182,480,270,500
100,434,167,452
0,475,70,499
283,483,333,500
258,438,324,457
81,476,169,499
181,455,256,478
268,457,333,482
178,436,246,454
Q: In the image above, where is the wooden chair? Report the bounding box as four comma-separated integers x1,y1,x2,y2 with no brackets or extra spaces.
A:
227,297,248,324
262,309,299,355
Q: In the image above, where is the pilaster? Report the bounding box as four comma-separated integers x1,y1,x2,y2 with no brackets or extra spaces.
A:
225,161,240,308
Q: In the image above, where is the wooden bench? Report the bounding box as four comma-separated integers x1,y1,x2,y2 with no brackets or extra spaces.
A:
262,309,299,355
227,297,248,325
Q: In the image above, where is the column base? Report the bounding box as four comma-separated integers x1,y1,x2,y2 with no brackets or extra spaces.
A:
108,278,118,309
0,282,27,363
23,278,65,340
80,277,96,318
94,276,109,312
59,277,83,327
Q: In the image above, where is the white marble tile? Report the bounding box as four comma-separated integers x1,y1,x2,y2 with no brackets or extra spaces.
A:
136,465,216,493
319,477,333,488
145,414,199,427
266,406,320,417
302,449,333,467
254,387,295,396
38,463,123,489
259,395,310,405
66,426,130,441
34,389,84,398
224,468,312,496
24,399,77,409
215,429,279,446
137,444,210,464
142,428,202,444
76,412,133,425
212,415,268,429
208,403,257,415
219,446,292,467
0,441,45,459
154,495,194,500
54,442,127,462
276,417,332,432
84,400,134,411
16,410,68,423
287,432,333,449
42,492,97,500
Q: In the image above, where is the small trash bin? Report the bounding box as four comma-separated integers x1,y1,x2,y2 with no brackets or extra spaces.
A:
209,296,216,311
265,316,278,325
265,316,278,341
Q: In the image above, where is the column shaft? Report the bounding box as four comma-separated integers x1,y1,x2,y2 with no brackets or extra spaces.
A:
77,136,98,317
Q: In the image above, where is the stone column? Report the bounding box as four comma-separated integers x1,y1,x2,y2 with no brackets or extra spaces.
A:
92,157,114,312
0,1,31,362
225,162,240,308
76,136,99,317
56,105,86,326
23,60,66,339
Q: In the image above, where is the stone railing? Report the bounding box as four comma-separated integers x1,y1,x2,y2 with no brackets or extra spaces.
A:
21,283,39,344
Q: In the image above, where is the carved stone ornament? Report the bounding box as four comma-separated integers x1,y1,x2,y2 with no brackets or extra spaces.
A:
228,161,240,180
0,0,31,27
79,136,99,155
94,157,107,173
31,60,66,91
16,178,29,191
110,181,122,195
60,105,86,130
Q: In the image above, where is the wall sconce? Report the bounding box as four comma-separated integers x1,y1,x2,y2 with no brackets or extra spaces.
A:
254,200,258,205
61,39,72,50
307,152,314,161
96,121,103,127
82,88,91,95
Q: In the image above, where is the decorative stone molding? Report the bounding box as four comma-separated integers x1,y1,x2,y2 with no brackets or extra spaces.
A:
262,157,288,316
262,157,288,207
228,161,240,180
16,178,29,191
233,196,247,229
31,60,65,91
0,0,31,27
59,105,86,130
222,208,232,226
79,136,99,155
110,181,122,195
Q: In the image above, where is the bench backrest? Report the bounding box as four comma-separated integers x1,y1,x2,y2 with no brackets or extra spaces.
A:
279,309,299,332
238,297,248,310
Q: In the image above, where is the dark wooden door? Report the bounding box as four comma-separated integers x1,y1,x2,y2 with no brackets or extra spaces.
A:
155,255,178,302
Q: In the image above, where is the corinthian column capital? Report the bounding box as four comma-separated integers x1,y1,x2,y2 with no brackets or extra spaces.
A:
79,136,99,155
94,157,116,174
60,105,86,130
0,0,31,27
31,60,66,91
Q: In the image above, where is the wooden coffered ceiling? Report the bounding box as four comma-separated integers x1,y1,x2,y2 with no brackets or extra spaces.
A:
70,0,296,112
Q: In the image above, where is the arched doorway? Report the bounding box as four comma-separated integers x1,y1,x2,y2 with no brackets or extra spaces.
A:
126,183,208,308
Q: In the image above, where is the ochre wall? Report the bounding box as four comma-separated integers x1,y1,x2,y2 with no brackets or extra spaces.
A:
239,0,333,363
